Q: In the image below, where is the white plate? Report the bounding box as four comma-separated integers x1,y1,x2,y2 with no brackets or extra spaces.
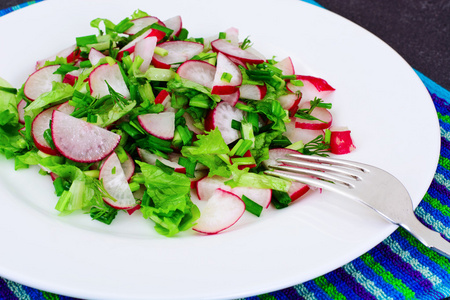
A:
0,0,440,299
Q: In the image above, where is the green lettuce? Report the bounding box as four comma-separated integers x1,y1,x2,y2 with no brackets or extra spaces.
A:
137,161,200,237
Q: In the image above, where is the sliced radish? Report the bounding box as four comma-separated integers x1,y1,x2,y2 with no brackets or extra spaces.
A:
32,105,59,156
231,186,272,209
288,181,310,202
183,112,204,135
89,63,130,99
62,68,83,86
192,188,245,234
211,39,265,65
137,148,186,173
17,99,27,124
118,28,165,60
134,36,157,72
262,148,300,169
274,57,295,76
211,53,242,95
99,152,136,209
56,101,76,115
24,65,63,101
196,176,230,200
35,44,77,69
284,119,324,144
137,111,175,140
296,75,335,92
225,27,240,45
124,16,164,35
154,89,171,106
88,48,106,66
163,15,182,38
277,93,301,116
220,91,240,106
121,152,135,181
152,41,204,69
239,84,267,100
329,126,356,154
295,102,332,130
177,60,216,88
51,110,121,163
204,101,244,144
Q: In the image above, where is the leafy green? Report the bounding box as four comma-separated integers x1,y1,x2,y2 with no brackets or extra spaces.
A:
137,161,200,237
24,82,74,118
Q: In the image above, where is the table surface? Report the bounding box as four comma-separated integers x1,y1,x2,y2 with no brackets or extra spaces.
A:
1,0,449,90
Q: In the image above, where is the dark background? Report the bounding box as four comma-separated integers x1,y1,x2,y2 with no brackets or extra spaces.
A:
1,0,449,90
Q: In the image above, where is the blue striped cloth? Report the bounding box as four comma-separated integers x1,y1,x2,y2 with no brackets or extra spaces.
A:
1,1,450,300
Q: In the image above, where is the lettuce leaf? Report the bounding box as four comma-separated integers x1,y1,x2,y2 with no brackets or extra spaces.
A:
225,164,291,192
24,81,74,118
137,161,200,237
181,128,231,177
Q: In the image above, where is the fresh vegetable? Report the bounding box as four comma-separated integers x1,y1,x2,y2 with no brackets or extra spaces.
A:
0,9,355,236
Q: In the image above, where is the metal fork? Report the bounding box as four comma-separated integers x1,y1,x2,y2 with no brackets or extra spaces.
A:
264,153,450,258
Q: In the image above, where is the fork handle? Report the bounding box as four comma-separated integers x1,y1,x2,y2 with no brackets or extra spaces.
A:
401,214,450,258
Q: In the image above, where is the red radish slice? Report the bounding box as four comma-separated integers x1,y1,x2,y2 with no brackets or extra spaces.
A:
204,101,244,144
137,148,186,173
124,16,164,35
134,36,157,72
155,90,171,105
239,84,267,100
56,101,76,115
262,148,300,169
17,99,27,124
231,186,272,209
220,91,240,106
225,27,240,45
89,63,130,99
193,188,245,234
137,111,175,140
277,93,301,116
196,176,230,200
35,44,77,69
121,152,135,181
62,68,83,86
24,65,63,101
212,52,242,95
152,41,204,69
296,75,335,92
284,117,324,144
211,39,264,64
288,181,310,202
51,110,121,163
118,28,165,60
163,15,182,38
183,112,204,135
32,106,59,156
274,57,295,76
88,48,106,65
99,152,136,209
329,127,356,154
177,60,216,88
287,78,335,103
295,102,332,130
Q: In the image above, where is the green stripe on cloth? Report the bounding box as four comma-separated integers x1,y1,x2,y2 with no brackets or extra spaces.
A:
0,0,44,16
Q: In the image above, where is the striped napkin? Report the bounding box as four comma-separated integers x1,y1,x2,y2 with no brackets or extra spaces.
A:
1,1,450,299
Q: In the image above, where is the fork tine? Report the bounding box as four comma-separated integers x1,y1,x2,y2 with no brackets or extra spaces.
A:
267,164,355,188
264,169,354,198
276,158,362,181
286,153,369,173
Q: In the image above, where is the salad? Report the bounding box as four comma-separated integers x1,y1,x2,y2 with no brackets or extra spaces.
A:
0,9,355,237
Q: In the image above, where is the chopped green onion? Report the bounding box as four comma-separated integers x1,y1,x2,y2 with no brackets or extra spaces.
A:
86,114,98,123
189,94,211,109
324,129,331,144
241,195,263,217
0,86,17,94
90,205,118,225
231,119,241,131
128,181,141,193
176,125,193,146
289,79,304,86
83,170,100,178
154,46,169,57
231,156,255,166
43,128,55,150
150,23,174,38
115,145,128,163
221,72,233,83
240,122,255,148
79,60,93,68
54,64,79,76
155,159,175,174
76,34,98,47
114,17,134,33
177,28,189,40
286,140,304,151
271,190,292,209
218,32,227,39
178,156,196,178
